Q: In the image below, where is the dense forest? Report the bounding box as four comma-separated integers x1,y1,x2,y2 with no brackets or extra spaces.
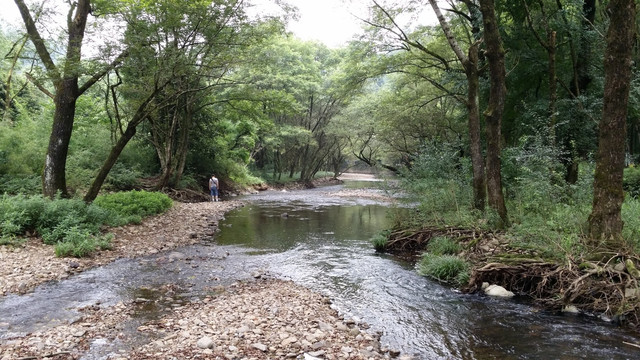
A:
2,0,640,321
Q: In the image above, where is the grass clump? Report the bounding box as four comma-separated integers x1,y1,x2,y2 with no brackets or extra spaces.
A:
93,190,173,225
417,253,470,285
372,230,391,252
427,236,461,256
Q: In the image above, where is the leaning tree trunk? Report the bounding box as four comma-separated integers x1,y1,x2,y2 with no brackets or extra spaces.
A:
478,0,508,226
84,123,137,202
587,0,636,246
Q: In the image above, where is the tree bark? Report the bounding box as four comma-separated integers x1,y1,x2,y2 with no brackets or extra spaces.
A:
587,0,636,245
478,0,508,226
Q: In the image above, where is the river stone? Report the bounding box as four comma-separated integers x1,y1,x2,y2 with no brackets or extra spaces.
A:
281,336,297,346
483,284,515,298
562,305,580,313
252,343,268,352
196,336,215,349
305,352,324,359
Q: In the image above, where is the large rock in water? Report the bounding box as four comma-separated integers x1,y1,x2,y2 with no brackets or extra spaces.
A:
482,283,515,298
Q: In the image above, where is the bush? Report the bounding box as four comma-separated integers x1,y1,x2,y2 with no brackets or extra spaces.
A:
0,194,46,238
427,236,461,256
93,190,172,225
417,253,470,285
36,197,110,238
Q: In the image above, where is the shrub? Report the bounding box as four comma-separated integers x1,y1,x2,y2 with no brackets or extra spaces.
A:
417,253,470,285
36,197,109,237
93,190,172,225
0,194,46,238
427,236,461,256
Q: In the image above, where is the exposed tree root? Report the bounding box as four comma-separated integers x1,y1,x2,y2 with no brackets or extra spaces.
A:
383,226,640,330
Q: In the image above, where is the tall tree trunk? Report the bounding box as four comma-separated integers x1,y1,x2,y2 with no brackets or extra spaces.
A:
172,111,192,188
478,0,508,226
587,0,636,245
466,43,486,212
430,0,486,212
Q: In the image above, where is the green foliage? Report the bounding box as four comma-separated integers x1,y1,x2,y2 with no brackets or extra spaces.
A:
104,163,142,191
622,198,640,252
36,197,110,239
427,236,461,256
0,192,167,257
417,253,470,285
93,190,172,225
623,166,640,199
402,142,476,227
0,174,41,195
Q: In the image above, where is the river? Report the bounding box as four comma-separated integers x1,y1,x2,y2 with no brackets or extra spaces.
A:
1,179,639,359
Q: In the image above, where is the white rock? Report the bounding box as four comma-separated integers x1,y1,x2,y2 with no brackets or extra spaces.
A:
483,284,515,298
562,305,580,314
196,336,215,349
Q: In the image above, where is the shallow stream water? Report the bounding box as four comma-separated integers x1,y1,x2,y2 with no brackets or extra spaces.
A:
1,180,639,359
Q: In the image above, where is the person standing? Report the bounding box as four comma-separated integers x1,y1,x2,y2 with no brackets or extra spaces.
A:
209,174,219,202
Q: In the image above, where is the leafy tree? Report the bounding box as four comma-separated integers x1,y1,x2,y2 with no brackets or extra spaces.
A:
13,0,126,198
84,0,272,200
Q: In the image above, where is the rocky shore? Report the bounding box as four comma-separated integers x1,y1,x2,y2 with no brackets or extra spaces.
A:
1,278,395,359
